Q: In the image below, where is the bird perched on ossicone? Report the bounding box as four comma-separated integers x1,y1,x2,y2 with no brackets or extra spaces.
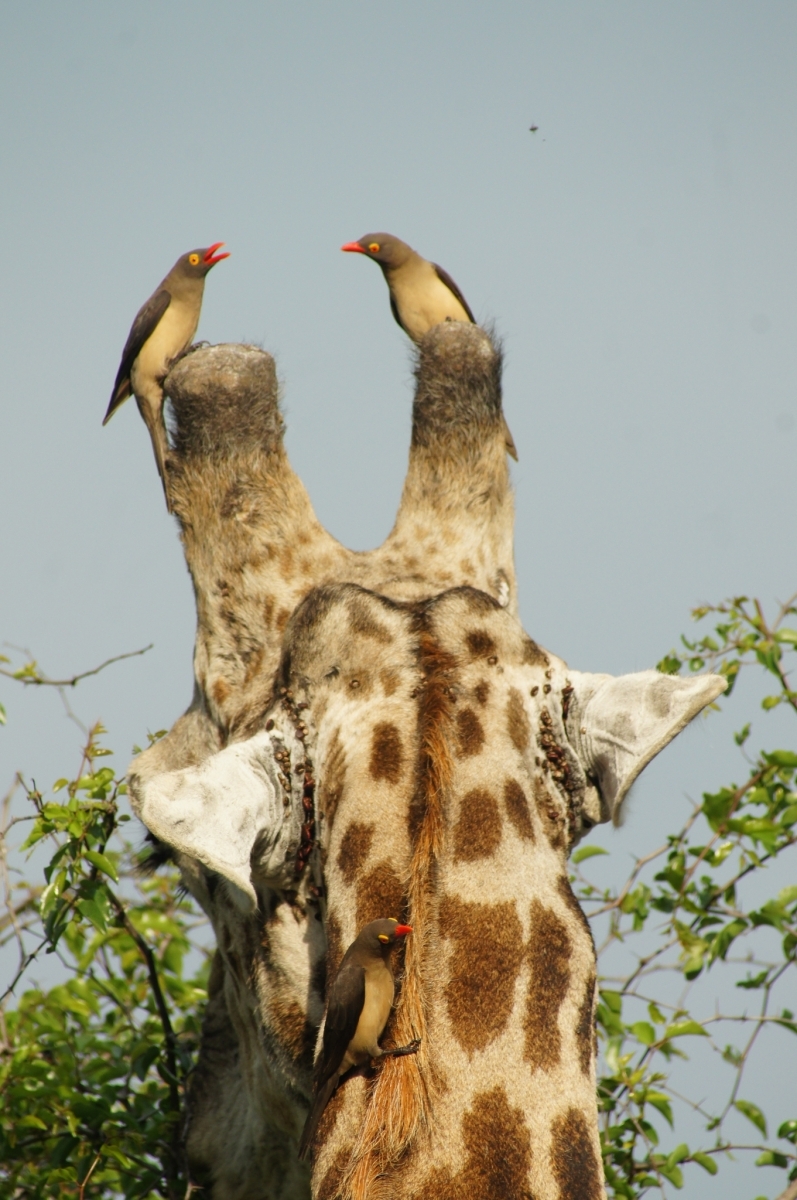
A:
103,244,230,511
298,917,419,1161
342,232,518,459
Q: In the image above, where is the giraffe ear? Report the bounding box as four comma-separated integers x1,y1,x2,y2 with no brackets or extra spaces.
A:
565,669,727,822
127,730,298,913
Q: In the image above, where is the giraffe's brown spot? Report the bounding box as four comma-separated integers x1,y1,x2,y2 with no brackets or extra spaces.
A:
268,998,315,1068
575,972,597,1076
348,598,392,643
325,912,344,983
507,687,531,753
557,875,595,948
455,708,485,758
453,788,502,862
212,678,230,707
263,594,275,627
465,629,497,658
503,778,535,841
380,668,400,697
346,669,373,696
440,896,523,1052
356,860,405,929
534,778,565,851
337,821,375,885
462,589,500,616
423,1086,534,1200
522,636,547,667
319,728,346,828
369,722,404,783
550,1107,603,1200
276,606,292,633
524,900,571,1071
279,546,295,580
474,678,490,706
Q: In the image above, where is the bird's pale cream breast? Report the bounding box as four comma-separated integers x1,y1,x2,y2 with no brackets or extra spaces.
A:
389,257,471,342
344,960,395,1066
130,300,201,402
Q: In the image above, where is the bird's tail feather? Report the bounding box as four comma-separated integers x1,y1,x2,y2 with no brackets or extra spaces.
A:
136,398,173,513
298,1073,338,1162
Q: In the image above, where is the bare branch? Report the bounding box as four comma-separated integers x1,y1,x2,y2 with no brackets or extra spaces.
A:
0,643,153,689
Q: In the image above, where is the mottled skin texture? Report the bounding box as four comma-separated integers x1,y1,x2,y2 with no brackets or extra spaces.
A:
126,323,716,1199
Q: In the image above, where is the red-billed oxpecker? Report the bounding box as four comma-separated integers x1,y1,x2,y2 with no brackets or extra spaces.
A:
298,918,418,1160
341,232,518,459
103,244,230,511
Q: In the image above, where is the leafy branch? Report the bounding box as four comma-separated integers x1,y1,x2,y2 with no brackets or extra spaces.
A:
586,594,797,1197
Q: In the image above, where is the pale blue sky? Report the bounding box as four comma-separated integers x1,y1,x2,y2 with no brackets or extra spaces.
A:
1,6,795,1195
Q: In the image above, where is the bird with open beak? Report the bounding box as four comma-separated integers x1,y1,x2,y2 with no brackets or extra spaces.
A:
103,244,230,511
341,232,517,460
298,917,418,1161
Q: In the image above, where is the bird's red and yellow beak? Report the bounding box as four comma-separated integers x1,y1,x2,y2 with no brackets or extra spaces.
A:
204,242,230,265
394,924,412,937
341,240,366,254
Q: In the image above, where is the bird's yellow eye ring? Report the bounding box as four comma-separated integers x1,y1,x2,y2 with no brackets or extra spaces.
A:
378,933,390,943
189,253,200,266
368,242,380,254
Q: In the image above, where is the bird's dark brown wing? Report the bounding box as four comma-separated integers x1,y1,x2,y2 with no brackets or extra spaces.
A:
103,288,172,424
432,263,475,322
313,960,365,1089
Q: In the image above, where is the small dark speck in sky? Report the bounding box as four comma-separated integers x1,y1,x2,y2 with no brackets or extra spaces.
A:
529,124,539,132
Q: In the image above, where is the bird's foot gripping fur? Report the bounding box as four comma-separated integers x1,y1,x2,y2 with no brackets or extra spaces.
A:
381,1037,422,1060
178,339,211,360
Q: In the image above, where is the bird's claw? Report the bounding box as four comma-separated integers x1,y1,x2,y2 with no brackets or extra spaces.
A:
386,1037,421,1059
179,340,210,361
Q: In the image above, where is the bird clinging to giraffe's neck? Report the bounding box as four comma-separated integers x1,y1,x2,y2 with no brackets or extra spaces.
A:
298,918,417,1161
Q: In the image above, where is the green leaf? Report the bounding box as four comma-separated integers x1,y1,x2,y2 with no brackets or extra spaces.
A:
0,700,6,725
734,1099,767,1136
762,695,782,710
766,750,797,768
755,1150,789,1167
571,845,609,864
692,1151,718,1175
666,1143,690,1168
775,628,797,645
647,1092,674,1127
85,850,119,882
778,1119,797,1142
659,1162,684,1188
664,1020,708,1039
77,897,108,933
600,990,623,1014
630,1021,656,1046
657,653,682,676
17,1114,48,1129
